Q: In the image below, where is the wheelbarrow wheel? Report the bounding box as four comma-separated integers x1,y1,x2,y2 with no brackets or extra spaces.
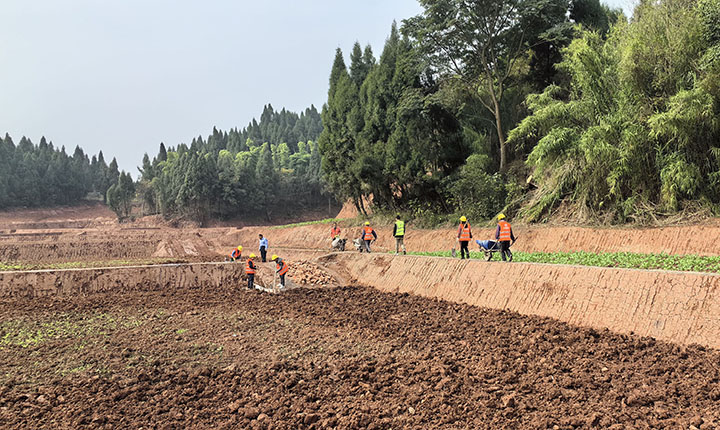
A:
484,251,493,261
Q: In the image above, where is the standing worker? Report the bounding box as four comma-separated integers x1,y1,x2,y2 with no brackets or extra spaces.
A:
271,255,289,289
457,216,472,259
258,234,269,262
495,214,516,262
362,221,377,253
246,253,257,289
393,215,406,255
230,246,243,261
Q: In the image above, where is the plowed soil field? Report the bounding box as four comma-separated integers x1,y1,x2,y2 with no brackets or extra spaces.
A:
1,285,718,429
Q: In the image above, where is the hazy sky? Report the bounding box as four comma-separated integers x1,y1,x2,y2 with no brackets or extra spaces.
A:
1,0,633,174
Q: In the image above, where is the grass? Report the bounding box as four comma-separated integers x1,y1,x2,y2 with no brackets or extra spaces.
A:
0,258,184,272
406,250,720,273
271,218,344,229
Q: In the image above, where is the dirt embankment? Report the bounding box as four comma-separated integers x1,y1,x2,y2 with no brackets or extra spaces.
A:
225,221,720,256
0,285,718,429
320,253,720,349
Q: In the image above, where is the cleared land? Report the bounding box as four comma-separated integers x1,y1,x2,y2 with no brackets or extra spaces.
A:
1,285,719,429
1,205,720,428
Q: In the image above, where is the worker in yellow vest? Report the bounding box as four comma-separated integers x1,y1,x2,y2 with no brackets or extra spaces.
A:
393,215,406,255
457,216,472,259
495,214,516,262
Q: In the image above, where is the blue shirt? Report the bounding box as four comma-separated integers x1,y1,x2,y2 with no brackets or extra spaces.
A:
259,238,269,249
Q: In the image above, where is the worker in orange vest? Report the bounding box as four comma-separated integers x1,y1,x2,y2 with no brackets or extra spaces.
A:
230,246,243,261
331,222,341,239
457,216,472,259
495,214,516,262
361,221,377,253
271,255,289,289
330,222,342,249
246,253,257,289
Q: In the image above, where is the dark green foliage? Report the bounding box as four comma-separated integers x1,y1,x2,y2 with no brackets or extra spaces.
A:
139,105,329,223
509,0,720,222
0,133,119,209
446,155,507,221
106,172,135,220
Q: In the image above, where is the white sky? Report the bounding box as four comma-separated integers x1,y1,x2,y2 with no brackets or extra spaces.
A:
0,0,634,173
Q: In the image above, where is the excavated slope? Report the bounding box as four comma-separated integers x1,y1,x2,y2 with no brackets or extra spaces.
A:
231,222,720,256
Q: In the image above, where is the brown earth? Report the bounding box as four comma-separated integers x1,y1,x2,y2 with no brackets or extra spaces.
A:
1,285,719,429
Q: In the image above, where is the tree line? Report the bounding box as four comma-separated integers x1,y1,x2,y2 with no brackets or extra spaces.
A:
131,104,327,224
320,0,720,224
0,133,121,209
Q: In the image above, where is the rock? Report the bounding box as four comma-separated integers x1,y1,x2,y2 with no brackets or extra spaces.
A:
501,394,516,408
257,413,269,421
304,414,320,425
224,364,237,373
228,400,242,413
408,406,416,414
243,407,260,419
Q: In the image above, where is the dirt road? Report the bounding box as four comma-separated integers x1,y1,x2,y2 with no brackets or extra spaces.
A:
1,285,718,429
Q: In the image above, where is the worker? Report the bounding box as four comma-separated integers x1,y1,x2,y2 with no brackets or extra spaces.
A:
230,246,243,262
271,255,289,289
495,214,516,262
331,222,341,239
330,222,342,249
457,216,472,259
246,253,257,289
258,234,269,262
361,221,377,253
393,214,406,255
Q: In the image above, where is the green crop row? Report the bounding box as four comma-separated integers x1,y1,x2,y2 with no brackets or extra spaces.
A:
406,250,720,273
0,258,183,272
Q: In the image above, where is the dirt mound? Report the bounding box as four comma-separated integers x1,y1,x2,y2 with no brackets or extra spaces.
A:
0,203,115,230
0,286,717,429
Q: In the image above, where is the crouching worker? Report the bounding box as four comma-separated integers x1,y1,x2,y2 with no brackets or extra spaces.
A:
495,214,516,262
246,253,257,289
271,255,289,289
230,246,243,261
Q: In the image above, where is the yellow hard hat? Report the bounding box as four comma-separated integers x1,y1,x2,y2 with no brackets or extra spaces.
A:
364,221,370,226
497,214,506,220
460,216,467,222
249,253,256,258
237,246,243,251
271,254,278,261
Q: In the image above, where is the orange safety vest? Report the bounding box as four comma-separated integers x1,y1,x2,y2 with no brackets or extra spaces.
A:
458,223,472,241
246,260,256,275
276,259,289,276
363,226,374,241
331,227,341,238
499,220,512,242
231,249,241,259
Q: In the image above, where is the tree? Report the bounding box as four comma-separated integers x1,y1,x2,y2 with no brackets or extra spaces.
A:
405,0,562,171
107,171,136,221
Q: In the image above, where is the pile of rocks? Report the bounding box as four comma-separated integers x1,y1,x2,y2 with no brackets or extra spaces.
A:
290,261,335,287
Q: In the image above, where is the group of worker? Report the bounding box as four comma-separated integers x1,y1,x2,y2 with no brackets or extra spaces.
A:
231,213,515,292
229,233,289,290
457,213,515,261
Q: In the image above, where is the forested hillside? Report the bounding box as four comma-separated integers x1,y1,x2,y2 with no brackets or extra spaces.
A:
319,0,720,224
133,105,327,224
0,133,122,209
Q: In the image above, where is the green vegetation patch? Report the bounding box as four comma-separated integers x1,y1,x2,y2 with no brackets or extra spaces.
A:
0,313,144,348
0,258,183,272
272,218,344,229
407,250,720,273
